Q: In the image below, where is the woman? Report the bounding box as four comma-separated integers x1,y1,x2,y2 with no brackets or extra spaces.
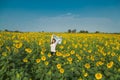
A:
50,34,61,56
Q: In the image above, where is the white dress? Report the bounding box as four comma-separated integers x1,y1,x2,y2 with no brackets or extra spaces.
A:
50,34,62,52
50,42,57,52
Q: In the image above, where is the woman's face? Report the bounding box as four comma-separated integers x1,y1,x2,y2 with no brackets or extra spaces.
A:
52,39,56,43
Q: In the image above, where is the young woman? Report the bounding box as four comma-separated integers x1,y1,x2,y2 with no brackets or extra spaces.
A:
50,34,61,56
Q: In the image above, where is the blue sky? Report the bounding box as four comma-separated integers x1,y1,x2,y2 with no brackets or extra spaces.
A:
0,0,120,32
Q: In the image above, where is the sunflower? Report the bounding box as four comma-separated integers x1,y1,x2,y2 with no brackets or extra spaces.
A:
65,53,70,57
111,52,115,56
67,57,73,62
2,52,7,56
107,61,114,68
78,56,82,60
56,52,62,56
84,72,88,77
84,63,90,69
13,40,19,43
40,51,44,55
15,43,23,48
41,56,46,61
57,64,61,69
99,61,104,65
47,53,51,57
74,45,78,48
6,46,10,51
59,68,64,74
23,58,28,63
70,50,75,54
90,55,94,61
78,78,82,80
38,40,42,45
63,40,66,44
95,73,102,80
88,50,92,53
25,48,32,53
44,61,49,66
36,59,41,63
59,45,64,49
96,61,104,66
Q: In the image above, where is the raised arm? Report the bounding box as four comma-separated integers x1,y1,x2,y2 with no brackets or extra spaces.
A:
51,34,53,43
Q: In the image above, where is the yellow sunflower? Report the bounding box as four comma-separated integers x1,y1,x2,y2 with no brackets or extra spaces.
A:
44,61,49,66
107,61,114,68
67,57,73,62
36,59,41,63
15,43,23,48
84,63,90,69
95,73,102,80
57,64,61,69
2,52,7,56
56,52,62,56
41,56,46,61
47,53,51,57
70,50,75,54
84,72,88,77
25,48,32,53
59,68,64,74
23,58,28,63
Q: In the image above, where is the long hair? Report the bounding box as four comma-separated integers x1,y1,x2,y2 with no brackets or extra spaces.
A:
51,38,56,44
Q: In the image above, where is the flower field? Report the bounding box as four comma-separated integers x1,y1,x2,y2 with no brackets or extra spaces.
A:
0,32,120,80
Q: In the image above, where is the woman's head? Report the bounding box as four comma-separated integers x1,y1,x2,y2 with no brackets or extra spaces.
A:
52,38,56,44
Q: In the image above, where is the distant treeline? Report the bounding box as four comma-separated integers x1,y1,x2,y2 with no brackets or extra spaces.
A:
67,29,120,34
68,29,98,33
0,29,23,33
0,29,120,34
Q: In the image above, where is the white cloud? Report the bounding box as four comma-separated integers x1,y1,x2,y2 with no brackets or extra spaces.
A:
66,12,72,16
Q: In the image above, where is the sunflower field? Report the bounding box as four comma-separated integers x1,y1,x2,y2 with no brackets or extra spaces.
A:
0,32,120,80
